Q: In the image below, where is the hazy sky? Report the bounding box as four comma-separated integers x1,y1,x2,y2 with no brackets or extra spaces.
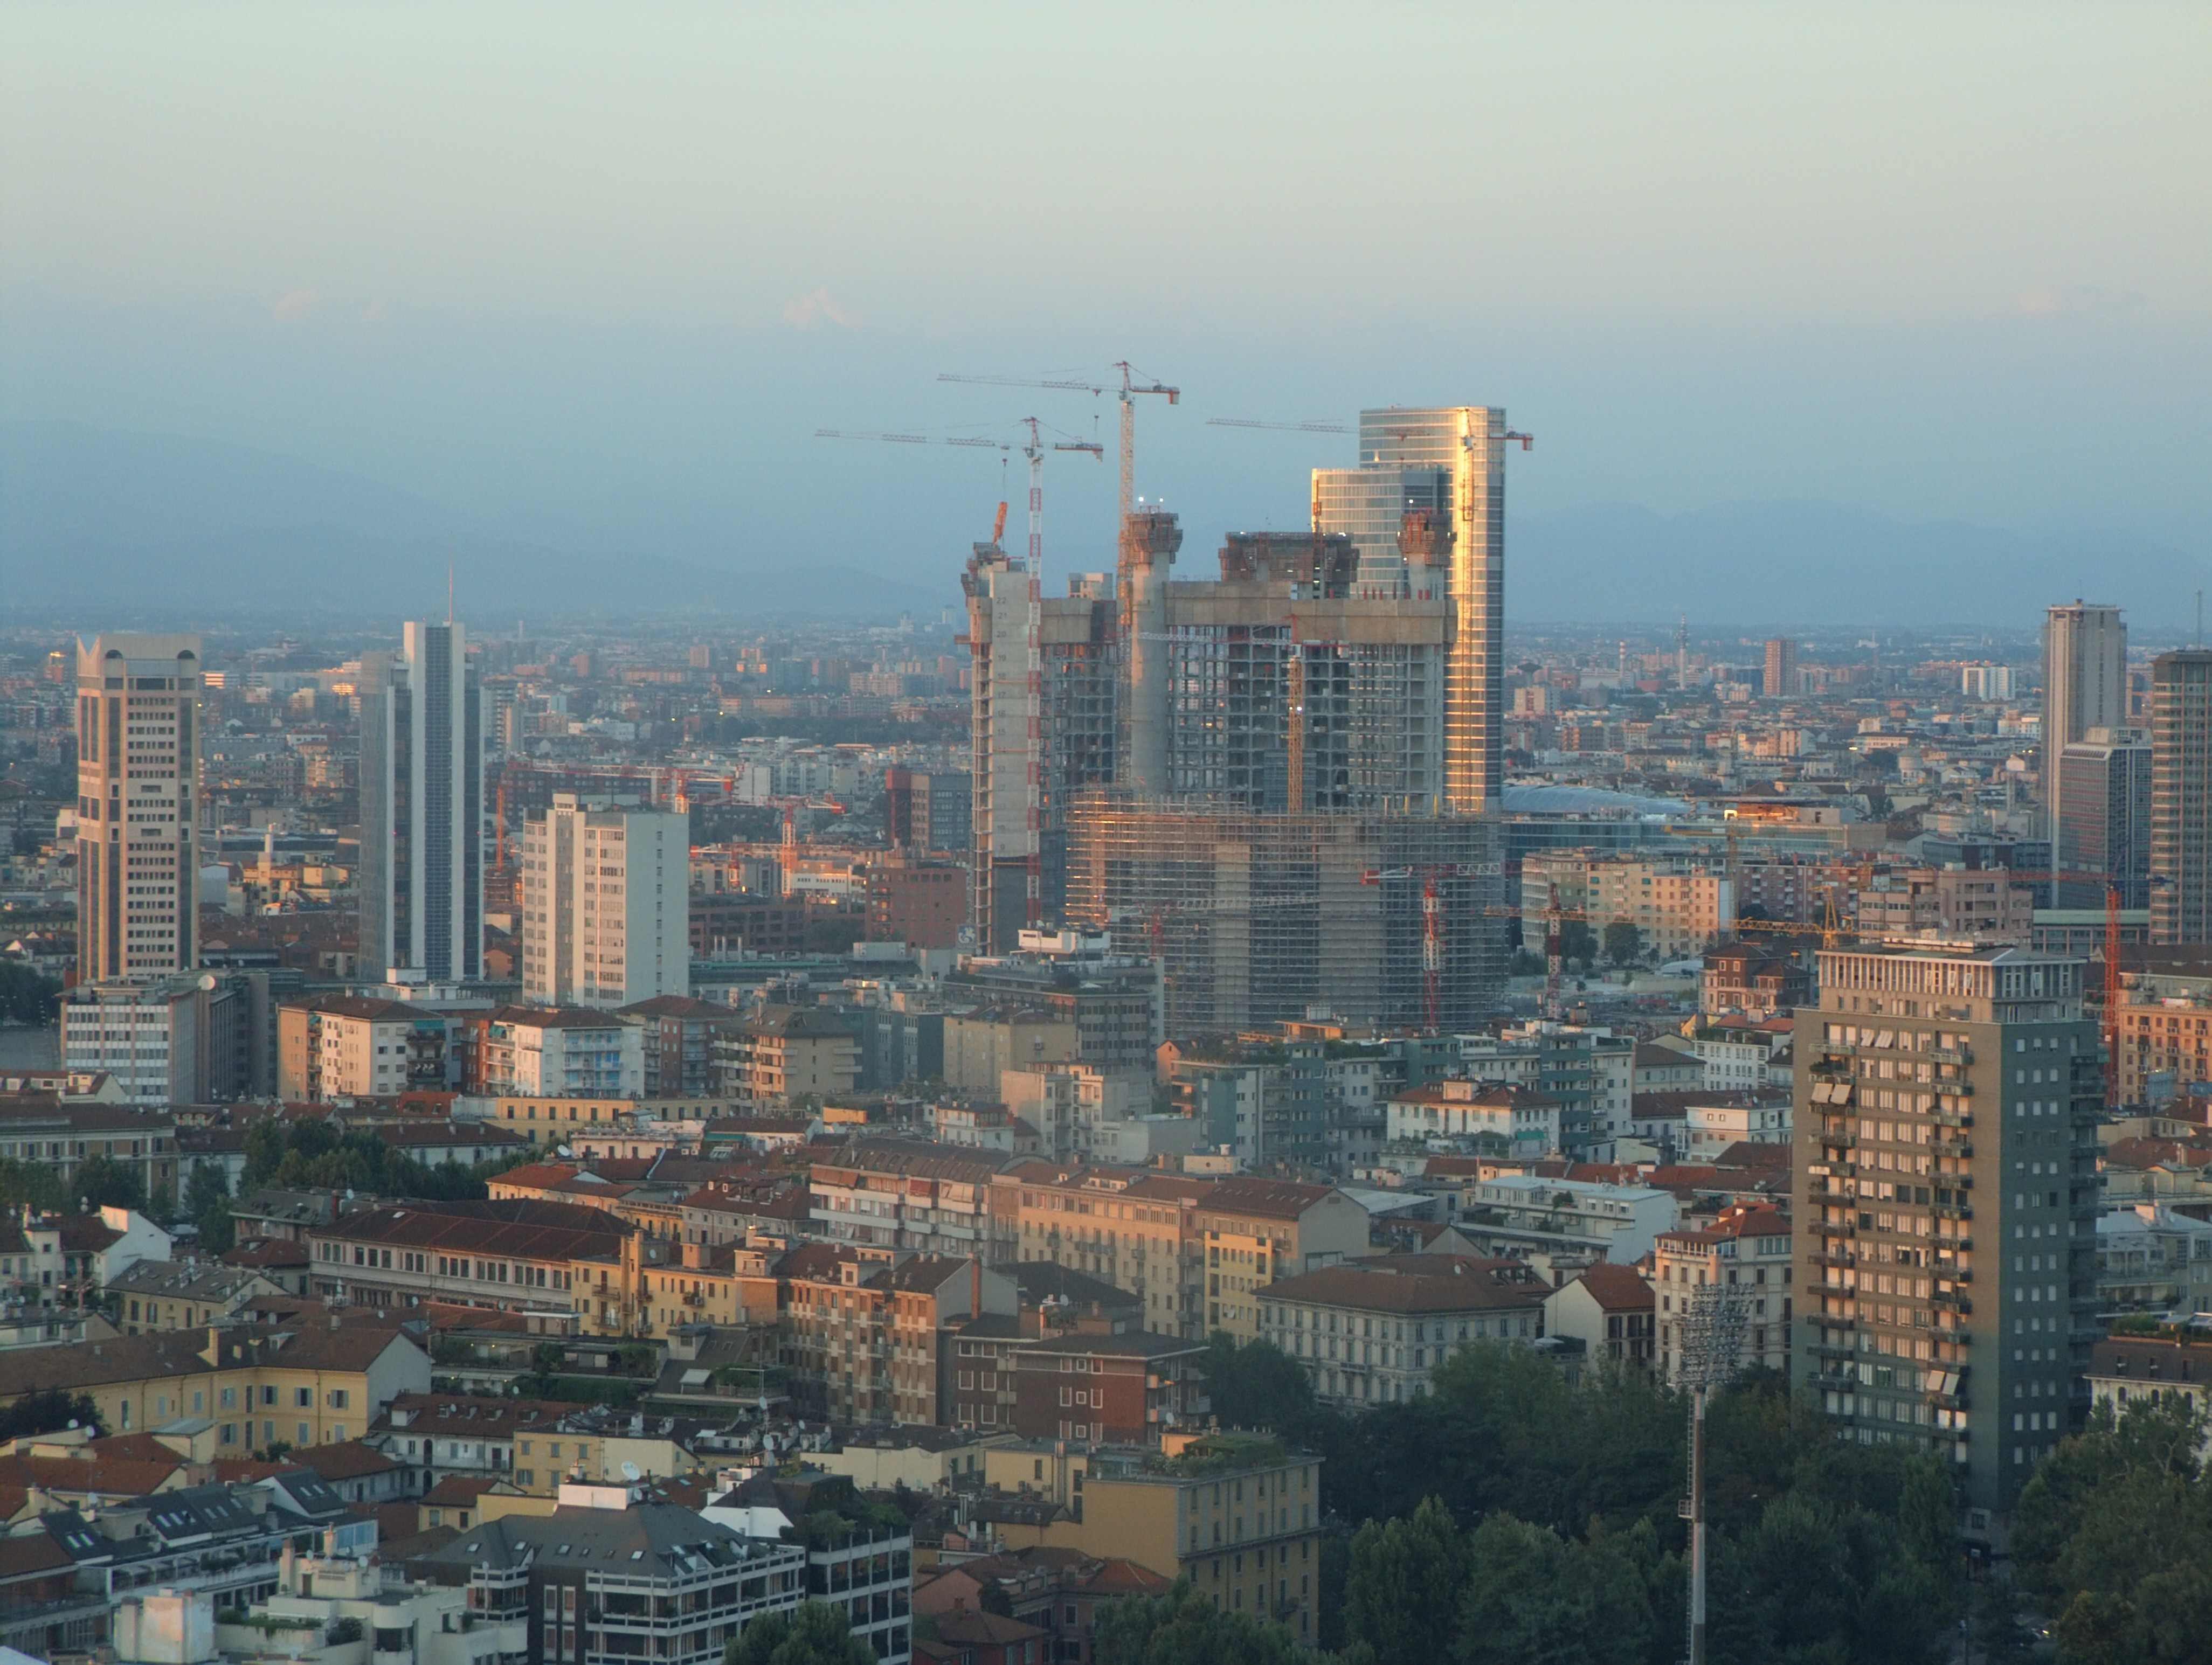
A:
4,2,2208,594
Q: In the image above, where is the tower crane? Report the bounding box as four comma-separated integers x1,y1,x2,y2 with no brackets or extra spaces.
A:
1205,418,1353,435
939,362,1179,521
1361,861,1509,1032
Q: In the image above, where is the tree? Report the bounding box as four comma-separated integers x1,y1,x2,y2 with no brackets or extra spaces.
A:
1455,1513,1657,1665
0,1159,66,1215
1602,921,1644,966
1558,920,1598,966
1203,1334,1317,1433
71,1154,147,1213
185,1163,235,1254
1968,1579,2035,1665
0,1389,99,1440
0,961,61,1025
725,1602,874,1665
241,1119,288,1188
1092,1581,1352,1665
1345,1497,1468,1665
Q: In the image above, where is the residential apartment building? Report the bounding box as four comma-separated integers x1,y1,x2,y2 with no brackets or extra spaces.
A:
479,1005,644,1098
1195,1179,1371,1341
1011,1330,1208,1445
1793,942,2102,1540
1257,1256,1550,1404
992,1167,1372,1341
0,1321,429,1450
1855,866,2034,944
1542,1262,1656,1368
808,1141,1004,1256
2150,649,2212,945
0,1097,179,1212
778,1244,1015,1425
305,1198,628,1324
2055,738,2152,908
361,621,483,983
1523,851,1735,961
1446,1175,1678,1279
74,633,202,982
276,994,450,1101
2093,1204,2212,1314
715,1005,859,1107
2110,959,2212,1107
1680,1091,1792,1160
1652,1206,1793,1386
522,794,689,1009
618,994,739,1098
1017,1433,1323,1643
412,1485,808,1665
1385,1080,1562,1156
1700,945,1813,1020
2085,1330,2212,1447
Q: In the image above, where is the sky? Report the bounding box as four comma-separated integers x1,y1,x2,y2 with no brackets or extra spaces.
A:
3,2,2208,606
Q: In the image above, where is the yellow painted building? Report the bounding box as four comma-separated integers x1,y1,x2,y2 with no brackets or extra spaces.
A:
0,1322,430,1456
1000,1433,1322,1640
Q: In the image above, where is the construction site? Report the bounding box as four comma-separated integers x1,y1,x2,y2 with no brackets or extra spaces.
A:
1062,793,1504,1035
956,385,1525,1033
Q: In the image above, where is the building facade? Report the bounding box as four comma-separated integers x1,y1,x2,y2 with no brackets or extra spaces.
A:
75,633,201,983
361,621,484,982
1793,942,2101,1540
522,794,688,1009
2150,650,2212,945
2043,602,2128,843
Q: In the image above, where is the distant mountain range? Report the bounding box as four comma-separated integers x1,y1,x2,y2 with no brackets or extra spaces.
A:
1508,499,2206,630
4,419,2201,629
0,421,952,622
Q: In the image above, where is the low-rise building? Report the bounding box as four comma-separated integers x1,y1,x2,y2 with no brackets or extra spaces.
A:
411,1480,810,1665
618,994,741,1098
305,1198,628,1324
0,1319,428,1450
479,1005,645,1099
110,1260,281,1334
1449,1174,1679,1275
1005,1432,1321,1644
2095,1203,2212,1315
1257,1255,1550,1406
1542,1262,1656,1369
1653,1205,1793,1386
2085,1328,2212,1455
716,1005,860,1107
779,1245,1016,1426
1385,1080,1562,1155
278,994,451,1101
1010,1331,1208,1445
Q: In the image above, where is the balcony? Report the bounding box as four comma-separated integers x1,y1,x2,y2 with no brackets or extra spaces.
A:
1812,1220,1857,1239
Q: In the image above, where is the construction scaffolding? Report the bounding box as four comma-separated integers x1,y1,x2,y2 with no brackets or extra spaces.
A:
1066,792,1506,1036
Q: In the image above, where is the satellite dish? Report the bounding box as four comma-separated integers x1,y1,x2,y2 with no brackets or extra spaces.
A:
620,1461,642,1482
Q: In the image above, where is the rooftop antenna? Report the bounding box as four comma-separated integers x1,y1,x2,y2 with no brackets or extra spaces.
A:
446,558,454,627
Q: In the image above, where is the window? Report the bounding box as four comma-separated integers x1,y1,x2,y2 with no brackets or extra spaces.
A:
295,1387,313,1409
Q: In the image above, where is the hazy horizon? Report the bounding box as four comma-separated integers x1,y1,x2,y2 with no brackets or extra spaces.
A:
4,3,2208,629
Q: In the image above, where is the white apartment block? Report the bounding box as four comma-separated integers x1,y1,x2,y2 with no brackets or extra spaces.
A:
1653,1206,1793,1386
480,1006,644,1099
1681,1092,1793,1161
522,794,689,1010
1386,1080,1561,1155
1451,1174,1679,1269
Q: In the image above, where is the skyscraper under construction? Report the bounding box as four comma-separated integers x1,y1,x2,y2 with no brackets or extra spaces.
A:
964,405,1516,1031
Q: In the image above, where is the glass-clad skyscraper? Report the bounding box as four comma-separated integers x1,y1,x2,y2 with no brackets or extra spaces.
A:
1315,406,1508,811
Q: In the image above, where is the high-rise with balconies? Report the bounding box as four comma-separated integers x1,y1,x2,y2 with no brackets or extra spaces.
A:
1793,941,2101,1542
